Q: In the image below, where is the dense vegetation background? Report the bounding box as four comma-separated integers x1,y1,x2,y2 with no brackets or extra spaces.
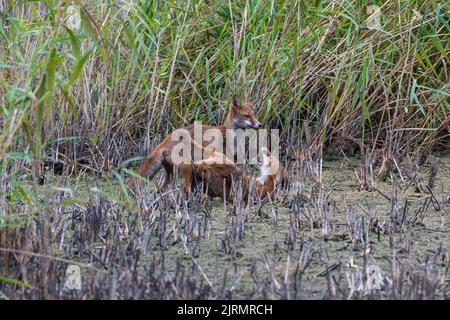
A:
1,0,448,176
0,0,449,300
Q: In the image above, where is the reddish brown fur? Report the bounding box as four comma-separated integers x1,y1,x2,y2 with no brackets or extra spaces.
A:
169,161,274,200
127,96,260,191
162,148,283,201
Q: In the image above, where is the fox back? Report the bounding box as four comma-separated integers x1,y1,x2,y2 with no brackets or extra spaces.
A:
153,96,260,169
127,95,260,191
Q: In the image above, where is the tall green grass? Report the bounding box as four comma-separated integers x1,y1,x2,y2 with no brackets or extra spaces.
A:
0,0,449,174
0,0,449,300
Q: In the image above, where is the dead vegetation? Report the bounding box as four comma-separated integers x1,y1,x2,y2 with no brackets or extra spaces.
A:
1,0,449,300
1,149,449,300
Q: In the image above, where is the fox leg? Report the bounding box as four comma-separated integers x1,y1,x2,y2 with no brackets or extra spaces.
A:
179,166,192,194
159,167,173,190
183,174,191,194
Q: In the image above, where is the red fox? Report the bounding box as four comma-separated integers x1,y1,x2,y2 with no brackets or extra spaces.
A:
255,146,288,191
162,146,286,201
127,96,261,191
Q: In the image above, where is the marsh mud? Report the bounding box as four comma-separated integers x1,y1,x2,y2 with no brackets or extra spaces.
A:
29,154,450,299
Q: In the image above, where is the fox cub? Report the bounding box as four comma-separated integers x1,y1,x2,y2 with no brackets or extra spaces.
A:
162,145,286,201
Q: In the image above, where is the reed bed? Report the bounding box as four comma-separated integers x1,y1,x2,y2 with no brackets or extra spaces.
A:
0,0,449,300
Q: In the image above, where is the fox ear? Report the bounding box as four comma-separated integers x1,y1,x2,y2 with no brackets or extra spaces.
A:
232,95,242,108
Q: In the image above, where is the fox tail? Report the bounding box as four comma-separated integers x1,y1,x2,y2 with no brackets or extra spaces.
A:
127,150,162,191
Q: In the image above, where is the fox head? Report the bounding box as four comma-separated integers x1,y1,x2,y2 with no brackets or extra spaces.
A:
257,147,280,178
226,96,261,129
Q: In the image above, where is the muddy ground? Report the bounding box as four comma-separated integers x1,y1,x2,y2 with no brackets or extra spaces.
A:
31,153,450,299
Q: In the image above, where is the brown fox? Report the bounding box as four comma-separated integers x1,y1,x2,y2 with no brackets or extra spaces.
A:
255,146,288,191
127,96,261,191
162,147,285,200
